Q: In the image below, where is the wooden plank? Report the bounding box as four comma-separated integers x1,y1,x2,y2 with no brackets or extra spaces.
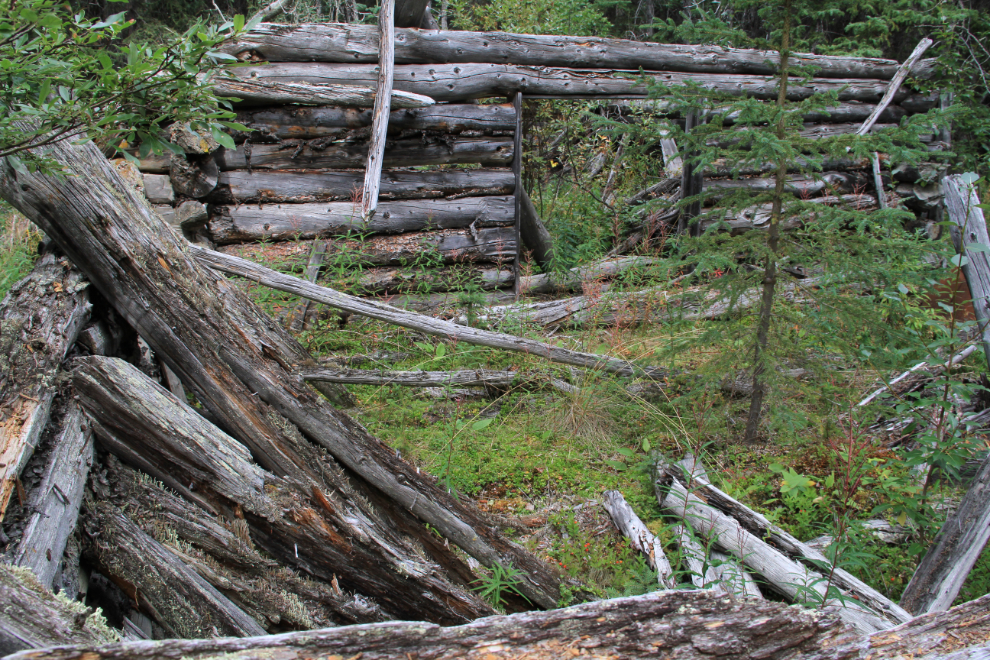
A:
208,168,514,204
361,0,395,222
208,196,514,245
236,103,516,140
857,39,933,135
212,137,513,171
192,245,669,378
222,24,917,80
231,63,918,103
11,403,94,589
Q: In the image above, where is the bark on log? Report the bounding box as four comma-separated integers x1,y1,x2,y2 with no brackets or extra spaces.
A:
602,490,676,588
654,462,913,626
230,63,925,103
10,403,93,589
0,125,562,618
360,0,395,221
518,185,554,268
653,460,890,633
211,138,513,171
0,562,117,656
211,76,434,108
899,452,990,613
0,253,91,519
83,500,269,638
208,168,514,204
235,103,516,140
518,256,660,295
222,24,918,80
208,196,514,245
192,245,668,378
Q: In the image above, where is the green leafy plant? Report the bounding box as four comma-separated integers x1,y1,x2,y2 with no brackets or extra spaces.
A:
471,562,530,611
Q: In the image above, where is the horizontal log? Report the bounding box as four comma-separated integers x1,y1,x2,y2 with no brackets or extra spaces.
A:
236,103,516,139
223,23,925,80
213,137,513,171
376,289,517,313
192,245,669,378
610,99,911,124
347,265,513,295
208,168,514,203
701,194,879,233
218,227,516,265
209,196,514,244
301,367,575,394
212,76,435,108
231,63,926,103
519,256,660,295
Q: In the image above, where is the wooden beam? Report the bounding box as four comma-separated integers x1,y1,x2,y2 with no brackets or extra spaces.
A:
212,76,434,108
857,39,933,136
361,0,395,222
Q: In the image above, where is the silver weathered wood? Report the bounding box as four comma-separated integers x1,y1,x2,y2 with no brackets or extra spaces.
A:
301,367,575,394
857,39,933,135
212,75,434,108
518,256,659,295
858,344,978,407
710,551,763,599
223,24,918,80
602,490,676,588
192,245,667,378
361,0,395,222
208,196,514,244
231,62,914,103
11,403,94,588
349,265,513,295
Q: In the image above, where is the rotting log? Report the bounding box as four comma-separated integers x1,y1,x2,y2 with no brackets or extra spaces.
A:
211,137,513,171
710,550,763,599
602,490,676,588
211,76,434,108
348,265,513,295
83,501,269,638
192,245,668,379
857,344,978,408
235,103,516,140
0,562,118,656
208,196,514,244
301,367,576,394
0,126,563,618
222,24,923,80
169,155,219,199
701,194,879,233
230,63,934,104
207,168,514,204
360,0,395,222
518,186,554,269
74,357,493,623
518,256,659,295
653,459,890,633
10,403,93,589
653,461,912,626
0,253,91,519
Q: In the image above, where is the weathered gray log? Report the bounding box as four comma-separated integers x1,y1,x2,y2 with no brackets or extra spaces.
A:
223,24,919,80
857,344,978,407
235,103,516,140
360,0,395,222
0,124,562,618
75,356,493,623
211,76,434,108
10,403,93,589
654,460,890,633
285,241,326,332
347,265,513,295
857,39,933,136
655,462,913,626
301,367,575,395
701,194,879,233
231,63,927,103
872,153,888,209
212,138,513,171
209,168,513,204
704,172,860,197
84,501,269,638
0,254,91,519
170,155,219,199
518,185,554,269
710,550,763,599
602,490,676,588
142,174,174,204
192,245,667,379
518,256,660,295
375,289,517,313
806,520,913,552
899,451,990,613
0,562,117,656
208,196,514,244
613,98,913,125
942,175,990,371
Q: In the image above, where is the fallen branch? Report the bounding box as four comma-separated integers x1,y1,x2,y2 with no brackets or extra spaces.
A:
857,39,933,136
857,344,978,407
601,490,676,588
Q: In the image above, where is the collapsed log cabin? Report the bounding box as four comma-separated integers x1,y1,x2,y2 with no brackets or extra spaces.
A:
3,12,984,660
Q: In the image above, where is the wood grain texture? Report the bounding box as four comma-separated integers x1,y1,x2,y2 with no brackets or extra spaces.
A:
360,0,395,221
212,76,434,108
602,490,676,588
857,39,933,135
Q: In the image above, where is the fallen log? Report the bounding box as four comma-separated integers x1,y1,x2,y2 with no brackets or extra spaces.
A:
83,501,269,638
377,289,517,313
223,24,920,80
518,256,660,295
0,253,91,519
857,39,933,136
207,168,514,204
654,459,890,633
710,550,763,599
170,155,220,199
191,245,669,378
857,344,978,407
700,194,879,233
211,76,434,108
1,124,563,617
301,367,576,394
208,196,514,244
10,403,93,589
654,461,912,626
0,562,117,655
349,265,513,295
231,63,928,104
235,103,516,140
602,490,676,588
212,138,513,172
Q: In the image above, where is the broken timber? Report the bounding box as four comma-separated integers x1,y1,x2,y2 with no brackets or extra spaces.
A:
602,490,676,588
360,0,395,222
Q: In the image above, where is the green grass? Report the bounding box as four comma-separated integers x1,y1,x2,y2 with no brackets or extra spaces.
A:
0,202,41,299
